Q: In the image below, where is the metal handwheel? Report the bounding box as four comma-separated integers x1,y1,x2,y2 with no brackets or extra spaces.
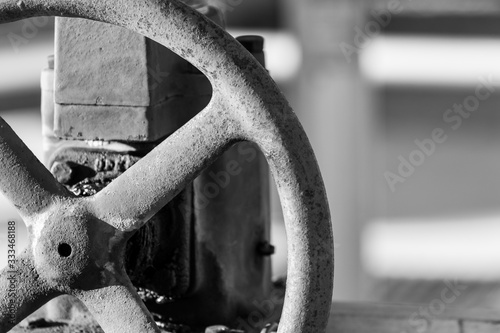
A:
0,1,334,332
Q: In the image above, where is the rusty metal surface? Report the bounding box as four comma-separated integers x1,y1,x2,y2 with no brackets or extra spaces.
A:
0,1,334,333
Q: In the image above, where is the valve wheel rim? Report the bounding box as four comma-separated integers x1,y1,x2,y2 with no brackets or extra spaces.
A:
0,1,334,333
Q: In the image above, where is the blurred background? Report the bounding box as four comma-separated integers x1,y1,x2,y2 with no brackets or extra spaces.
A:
2,0,500,313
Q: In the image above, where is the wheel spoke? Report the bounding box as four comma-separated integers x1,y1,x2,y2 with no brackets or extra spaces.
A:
89,94,237,232
0,249,62,331
0,118,69,219
74,271,160,333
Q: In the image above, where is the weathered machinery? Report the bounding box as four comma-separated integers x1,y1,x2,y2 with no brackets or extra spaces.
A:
0,1,334,332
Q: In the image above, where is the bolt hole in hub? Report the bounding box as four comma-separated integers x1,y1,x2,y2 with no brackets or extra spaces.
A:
58,243,72,257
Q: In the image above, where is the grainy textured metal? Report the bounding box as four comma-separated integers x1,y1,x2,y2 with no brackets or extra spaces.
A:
0,118,68,219
0,1,334,332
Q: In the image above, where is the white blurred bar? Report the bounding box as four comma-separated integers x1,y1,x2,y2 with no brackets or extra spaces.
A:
363,214,500,280
360,35,500,87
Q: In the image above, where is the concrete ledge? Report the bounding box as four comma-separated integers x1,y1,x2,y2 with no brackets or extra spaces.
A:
11,301,500,332
327,302,500,333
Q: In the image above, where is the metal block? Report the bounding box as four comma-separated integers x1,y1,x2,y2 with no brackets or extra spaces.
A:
53,77,211,141
55,17,170,107
53,17,212,141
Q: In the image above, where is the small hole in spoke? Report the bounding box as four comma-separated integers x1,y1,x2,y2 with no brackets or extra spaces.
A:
58,243,72,257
